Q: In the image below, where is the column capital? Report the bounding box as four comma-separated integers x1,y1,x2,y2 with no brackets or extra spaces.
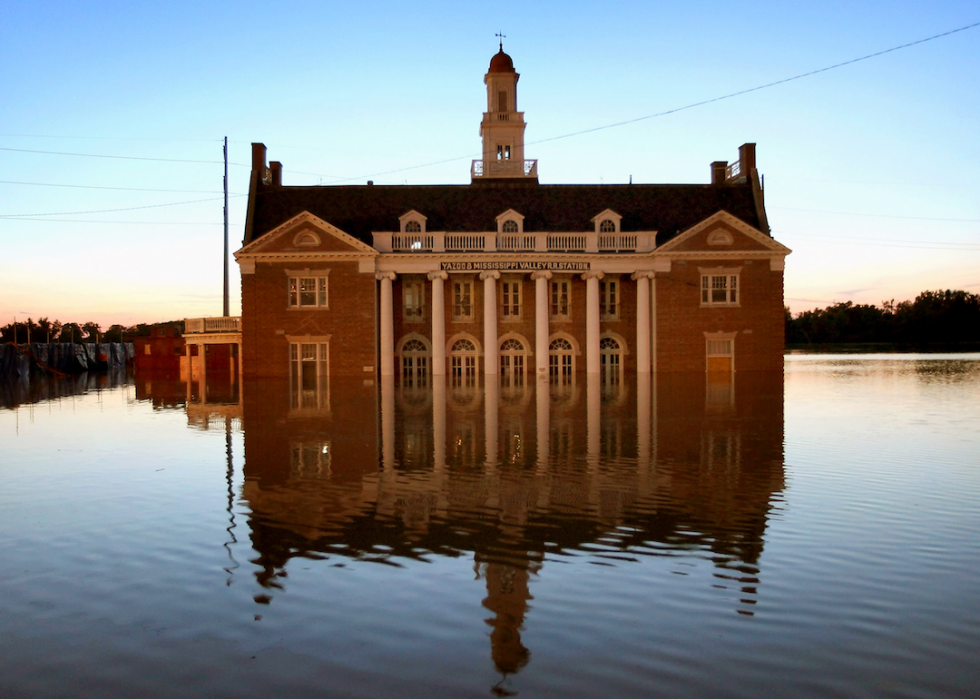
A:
581,270,605,281
530,270,553,281
479,270,501,281
375,271,396,281
631,271,656,281
427,271,448,281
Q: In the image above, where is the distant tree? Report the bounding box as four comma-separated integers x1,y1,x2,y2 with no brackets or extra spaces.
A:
81,322,101,343
787,289,980,345
59,322,82,344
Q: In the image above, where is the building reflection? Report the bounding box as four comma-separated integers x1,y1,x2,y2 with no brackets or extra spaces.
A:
238,370,784,677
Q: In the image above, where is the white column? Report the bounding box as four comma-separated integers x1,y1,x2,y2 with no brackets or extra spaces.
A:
582,271,604,374
632,272,653,374
428,271,447,376
433,374,446,471
485,374,499,467
531,270,552,378
381,374,395,471
587,372,600,463
650,274,657,373
481,271,500,376
535,374,550,473
377,272,396,377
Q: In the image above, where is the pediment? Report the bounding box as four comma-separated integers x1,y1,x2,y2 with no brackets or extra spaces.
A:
236,211,378,256
658,211,790,254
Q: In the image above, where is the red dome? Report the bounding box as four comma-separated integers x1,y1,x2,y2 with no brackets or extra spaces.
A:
488,49,516,73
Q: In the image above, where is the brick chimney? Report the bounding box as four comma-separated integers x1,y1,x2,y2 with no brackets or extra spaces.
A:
270,161,282,187
251,143,267,172
711,161,728,185
738,143,756,173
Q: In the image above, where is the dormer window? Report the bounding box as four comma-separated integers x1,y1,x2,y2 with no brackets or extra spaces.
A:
399,210,427,234
496,209,524,235
592,209,622,235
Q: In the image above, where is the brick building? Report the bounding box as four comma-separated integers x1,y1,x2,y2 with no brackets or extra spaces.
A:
236,47,790,389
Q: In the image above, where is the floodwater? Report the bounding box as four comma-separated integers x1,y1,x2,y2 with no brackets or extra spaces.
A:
1,355,978,698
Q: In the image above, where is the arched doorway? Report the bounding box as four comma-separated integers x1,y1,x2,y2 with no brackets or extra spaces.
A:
549,337,574,385
450,337,479,388
599,337,622,386
399,337,429,388
499,337,527,387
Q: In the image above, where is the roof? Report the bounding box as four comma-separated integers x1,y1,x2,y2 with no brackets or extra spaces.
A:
244,180,766,248
488,48,516,73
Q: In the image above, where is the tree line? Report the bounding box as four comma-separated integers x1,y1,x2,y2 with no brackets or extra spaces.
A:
1,318,183,345
786,290,980,345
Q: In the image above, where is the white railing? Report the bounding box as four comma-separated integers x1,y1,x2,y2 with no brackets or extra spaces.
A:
391,234,433,251
598,234,639,251
498,234,536,251
185,317,241,334
470,159,538,179
372,231,656,254
547,234,588,252
726,160,742,180
444,234,486,252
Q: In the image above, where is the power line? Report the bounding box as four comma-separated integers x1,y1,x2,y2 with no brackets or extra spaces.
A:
771,206,980,223
776,229,980,250
0,146,248,167
0,218,243,225
335,20,980,183
0,195,245,218
0,180,244,195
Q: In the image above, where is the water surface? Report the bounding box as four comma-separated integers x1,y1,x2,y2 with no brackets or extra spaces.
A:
1,356,978,698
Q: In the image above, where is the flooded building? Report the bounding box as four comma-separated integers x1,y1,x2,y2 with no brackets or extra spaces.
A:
235,47,790,384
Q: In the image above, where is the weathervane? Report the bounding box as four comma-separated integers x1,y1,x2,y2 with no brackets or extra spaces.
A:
496,31,506,50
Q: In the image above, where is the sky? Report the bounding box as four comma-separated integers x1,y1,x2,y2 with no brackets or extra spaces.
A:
2,1,978,329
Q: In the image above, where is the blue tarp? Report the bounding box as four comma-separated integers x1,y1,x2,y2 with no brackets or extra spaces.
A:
0,342,133,379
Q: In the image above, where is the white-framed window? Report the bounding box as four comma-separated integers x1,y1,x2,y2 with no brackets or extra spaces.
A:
399,210,427,235
288,274,329,308
403,280,425,322
549,337,574,384
453,280,474,321
289,339,330,410
599,278,619,320
405,220,421,233
501,278,522,319
502,219,518,233
450,337,479,387
550,279,571,320
499,337,527,388
700,267,741,306
599,219,616,233
497,144,511,160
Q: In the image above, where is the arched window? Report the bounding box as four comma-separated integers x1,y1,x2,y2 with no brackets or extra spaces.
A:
502,220,519,233
400,338,429,388
549,337,574,385
405,220,422,233
451,338,478,387
599,337,622,386
599,219,616,233
499,337,526,387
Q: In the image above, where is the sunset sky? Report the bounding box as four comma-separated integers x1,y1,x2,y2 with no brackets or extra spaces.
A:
2,1,978,329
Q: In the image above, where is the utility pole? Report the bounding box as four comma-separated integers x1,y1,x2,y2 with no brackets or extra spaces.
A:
223,137,230,317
